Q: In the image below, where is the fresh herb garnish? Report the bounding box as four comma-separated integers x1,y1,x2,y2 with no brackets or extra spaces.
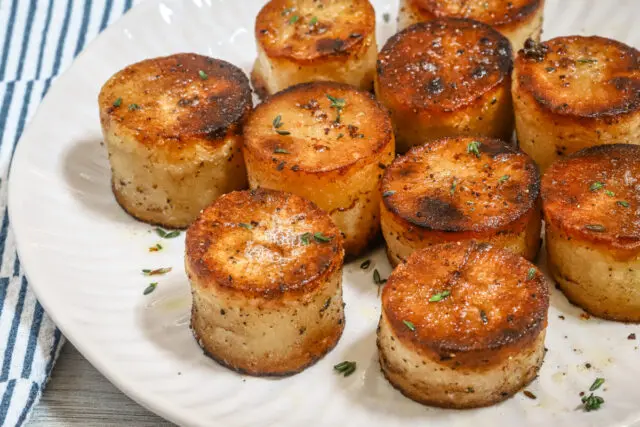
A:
142,267,172,276
585,224,606,232
326,94,346,123
274,147,290,154
334,361,356,377
337,133,344,139
382,12,390,23
429,290,451,302
149,243,163,252
617,200,630,208
450,178,457,196
577,58,598,64
273,114,283,128
383,190,396,197
403,320,415,331
238,223,253,230
143,283,158,295
198,70,208,80
467,141,481,158
128,103,140,111
590,181,604,192
360,259,371,269
289,14,299,24
300,232,313,245
523,390,537,400
480,309,488,324
498,175,510,184
605,190,615,197
582,393,605,411
590,378,605,391
113,97,122,107
373,269,387,285
527,267,536,280
276,129,291,136
155,228,181,239
313,232,332,243
309,16,318,26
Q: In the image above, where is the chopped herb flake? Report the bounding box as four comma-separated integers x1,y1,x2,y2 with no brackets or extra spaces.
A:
313,232,332,243
334,361,356,377
289,14,299,24
337,133,344,139
149,243,163,252
142,267,172,276
143,283,158,295
281,7,293,16
274,147,290,154
523,390,537,400
403,320,415,331
605,190,615,197
327,93,346,123
467,141,481,158
273,114,283,129
309,16,318,26
198,70,208,80
300,232,313,245
590,378,605,391
590,181,605,192
585,224,606,232
238,223,253,230
617,200,630,208
480,309,488,324
113,97,122,107
582,393,604,411
498,175,510,184
155,228,180,239
577,58,598,64
383,12,390,23
128,103,140,111
383,190,396,197
360,259,371,269
429,290,451,302
450,178,457,196
373,269,387,285
276,129,291,136
527,267,536,280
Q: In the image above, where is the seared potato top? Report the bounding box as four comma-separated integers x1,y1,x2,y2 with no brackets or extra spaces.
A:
542,144,640,255
382,137,540,232
382,241,549,358
408,0,542,27
515,36,640,118
186,189,343,297
244,81,393,173
98,53,251,150
377,18,512,112
255,0,375,64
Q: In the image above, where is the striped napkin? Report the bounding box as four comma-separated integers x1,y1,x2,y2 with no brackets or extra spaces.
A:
0,1,136,425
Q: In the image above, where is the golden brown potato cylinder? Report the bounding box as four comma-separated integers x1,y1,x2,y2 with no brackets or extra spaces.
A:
375,18,514,153
378,241,549,408
98,53,251,228
398,0,545,51
380,136,541,266
243,81,395,256
252,0,377,98
542,144,640,322
186,189,345,376
513,36,640,172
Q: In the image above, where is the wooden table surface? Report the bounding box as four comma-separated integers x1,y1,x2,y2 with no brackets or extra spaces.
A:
28,343,174,426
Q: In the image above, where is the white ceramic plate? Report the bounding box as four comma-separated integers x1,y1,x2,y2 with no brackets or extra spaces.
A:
8,0,640,426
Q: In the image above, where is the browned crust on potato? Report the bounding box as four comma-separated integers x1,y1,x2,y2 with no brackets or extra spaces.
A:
515,36,640,118
408,0,543,28
98,53,252,151
255,0,375,65
191,309,345,377
381,137,540,233
185,188,344,298
243,81,394,174
381,241,549,368
376,18,512,113
541,143,640,257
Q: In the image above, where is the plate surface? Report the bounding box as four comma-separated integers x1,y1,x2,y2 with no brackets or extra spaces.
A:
8,1,640,426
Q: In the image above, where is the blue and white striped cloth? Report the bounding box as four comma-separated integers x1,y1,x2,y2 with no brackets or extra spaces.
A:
0,1,137,425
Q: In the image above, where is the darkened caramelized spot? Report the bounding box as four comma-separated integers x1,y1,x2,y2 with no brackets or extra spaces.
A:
185,188,343,297
377,18,512,112
410,0,543,27
98,54,251,148
382,136,540,232
542,143,640,253
382,241,549,357
516,36,640,117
